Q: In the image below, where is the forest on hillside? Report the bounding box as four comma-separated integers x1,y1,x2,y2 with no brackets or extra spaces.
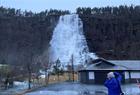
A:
77,6,140,59
0,5,140,68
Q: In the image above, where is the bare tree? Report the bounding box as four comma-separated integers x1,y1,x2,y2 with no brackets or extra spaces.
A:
67,64,72,81
23,40,34,89
25,52,33,89
70,54,74,82
53,58,61,82
36,46,52,85
43,61,52,85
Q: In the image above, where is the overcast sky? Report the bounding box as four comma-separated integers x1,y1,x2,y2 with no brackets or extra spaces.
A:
1,0,140,13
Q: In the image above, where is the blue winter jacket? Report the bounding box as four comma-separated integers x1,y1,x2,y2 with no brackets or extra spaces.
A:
104,72,122,95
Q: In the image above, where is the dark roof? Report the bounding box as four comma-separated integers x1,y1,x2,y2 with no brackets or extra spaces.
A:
80,58,140,71
92,58,115,66
109,60,140,70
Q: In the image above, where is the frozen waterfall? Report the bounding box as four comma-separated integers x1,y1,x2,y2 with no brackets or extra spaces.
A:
49,14,97,65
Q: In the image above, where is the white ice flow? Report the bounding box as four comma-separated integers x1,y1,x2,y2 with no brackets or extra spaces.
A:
49,14,97,65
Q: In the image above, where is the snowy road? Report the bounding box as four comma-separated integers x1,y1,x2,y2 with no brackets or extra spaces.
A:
25,82,140,95
1,82,139,95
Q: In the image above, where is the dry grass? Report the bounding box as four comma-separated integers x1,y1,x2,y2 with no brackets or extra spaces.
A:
16,73,78,95
48,72,78,83
32,72,78,85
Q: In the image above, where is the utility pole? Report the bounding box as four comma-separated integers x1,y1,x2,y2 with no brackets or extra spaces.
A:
71,54,74,82
67,64,71,81
44,46,51,85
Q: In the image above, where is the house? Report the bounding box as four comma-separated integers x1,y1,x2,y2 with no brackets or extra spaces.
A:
78,58,140,84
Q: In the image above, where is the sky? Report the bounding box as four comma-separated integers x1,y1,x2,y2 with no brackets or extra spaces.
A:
0,0,140,13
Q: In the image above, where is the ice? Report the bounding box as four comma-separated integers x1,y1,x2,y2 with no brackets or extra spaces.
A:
26,90,79,95
49,14,97,65
25,82,140,95
0,81,29,95
123,84,140,94
14,81,29,90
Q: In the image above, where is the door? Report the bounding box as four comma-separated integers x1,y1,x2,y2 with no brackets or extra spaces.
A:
94,70,108,84
94,70,125,84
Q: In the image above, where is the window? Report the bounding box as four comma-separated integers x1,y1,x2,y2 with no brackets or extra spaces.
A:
89,72,94,79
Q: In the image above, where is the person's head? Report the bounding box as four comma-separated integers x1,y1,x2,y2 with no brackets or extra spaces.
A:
107,72,115,79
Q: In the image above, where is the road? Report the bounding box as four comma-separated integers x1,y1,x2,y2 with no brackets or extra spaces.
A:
26,82,140,95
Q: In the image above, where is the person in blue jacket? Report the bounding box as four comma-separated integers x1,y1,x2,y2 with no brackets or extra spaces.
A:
104,72,123,95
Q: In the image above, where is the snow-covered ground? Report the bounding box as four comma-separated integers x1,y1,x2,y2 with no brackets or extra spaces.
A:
0,81,139,95
0,81,29,95
26,91,79,95
14,81,29,89
26,82,140,95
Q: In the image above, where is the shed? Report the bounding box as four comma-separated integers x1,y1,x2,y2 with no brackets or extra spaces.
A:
78,58,140,84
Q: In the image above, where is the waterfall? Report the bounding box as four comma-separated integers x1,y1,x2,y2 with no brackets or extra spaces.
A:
49,14,97,65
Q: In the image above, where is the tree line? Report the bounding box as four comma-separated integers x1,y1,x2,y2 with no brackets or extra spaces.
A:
0,5,139,64
0,6,70,89
77,5,140,59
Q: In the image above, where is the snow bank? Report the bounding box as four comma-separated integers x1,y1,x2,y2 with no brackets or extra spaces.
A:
39,75,46,78
14,81,28,86
13,81,29,90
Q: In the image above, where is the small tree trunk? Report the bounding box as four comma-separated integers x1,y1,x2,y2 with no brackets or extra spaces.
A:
47,74,50,84
57,73,59,82
28,70,31,89
27,63,32,89
45,70,48,85
68,71,71,81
